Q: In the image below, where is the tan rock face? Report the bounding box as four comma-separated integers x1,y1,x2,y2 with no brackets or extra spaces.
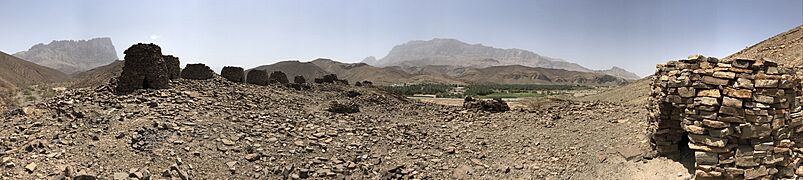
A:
649,55,803,179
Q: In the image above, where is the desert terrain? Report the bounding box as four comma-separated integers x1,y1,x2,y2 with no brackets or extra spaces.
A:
0,15,799,179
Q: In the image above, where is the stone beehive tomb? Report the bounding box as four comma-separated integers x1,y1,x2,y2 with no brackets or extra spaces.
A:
115,43,172,94
221,66,245,83
163,55,181,80
180,63,215,80
246,70,270,86
649,55,803,179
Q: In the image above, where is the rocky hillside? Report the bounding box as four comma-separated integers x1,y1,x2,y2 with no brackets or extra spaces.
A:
367,38,638,79
13,37,119,74
0,51,67,87
309,59,434,85
0,51,67,110
249,61,330,83
0,76,689,179
70,60,124,88
725,25,803,66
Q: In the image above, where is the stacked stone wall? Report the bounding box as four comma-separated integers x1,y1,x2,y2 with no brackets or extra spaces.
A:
180,64,214,80
163,55,181,80
649,55,803,179
115,43,170,94
221,66,245,83
246,70,270,86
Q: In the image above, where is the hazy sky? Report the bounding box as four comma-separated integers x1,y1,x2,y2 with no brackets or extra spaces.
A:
0,0,801,76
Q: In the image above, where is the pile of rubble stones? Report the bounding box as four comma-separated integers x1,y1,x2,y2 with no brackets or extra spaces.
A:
463,97,511,112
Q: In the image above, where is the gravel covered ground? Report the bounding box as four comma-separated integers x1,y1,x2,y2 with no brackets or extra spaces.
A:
1,78,690,179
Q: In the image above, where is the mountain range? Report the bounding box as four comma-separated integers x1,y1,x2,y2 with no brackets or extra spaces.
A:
365,38,640,80
13,37,118,74
251,58,626,85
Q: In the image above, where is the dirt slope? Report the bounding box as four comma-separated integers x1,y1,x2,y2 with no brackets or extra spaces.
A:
70,60,124,88
576,76,652,105
249,61,330,82
310,59,417,85
0,51,67,88
726,25,803,66
0,50,67,110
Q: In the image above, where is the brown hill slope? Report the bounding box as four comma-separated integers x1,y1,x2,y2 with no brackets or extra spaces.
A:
726,25,803,65
310,59,421,85
576,76,652,104
0,50,67,110
581,25,803,105
249,60,330,82
0,51,67,88
70,60,124,88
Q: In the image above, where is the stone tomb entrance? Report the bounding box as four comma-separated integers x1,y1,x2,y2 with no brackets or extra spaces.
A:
648,55,803,179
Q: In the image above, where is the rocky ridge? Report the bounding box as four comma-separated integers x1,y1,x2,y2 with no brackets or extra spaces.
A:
367,38,639,80
13,38,118,74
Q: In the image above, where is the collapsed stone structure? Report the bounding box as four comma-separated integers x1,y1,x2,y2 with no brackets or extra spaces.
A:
221,66,245,83
115,43,171,94
648,55,803,179
315,74,347,84
294,76,306,84
180,64,215,80
327,101,360,114
246,70,270,86
269,71,289,84
356,80,373,87
163,55,181,80
463,97,510,112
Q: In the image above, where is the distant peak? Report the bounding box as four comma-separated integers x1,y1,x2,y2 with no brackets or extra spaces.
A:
609,66,625,70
